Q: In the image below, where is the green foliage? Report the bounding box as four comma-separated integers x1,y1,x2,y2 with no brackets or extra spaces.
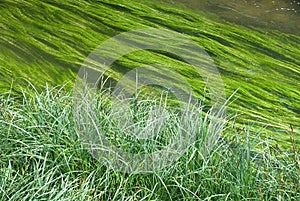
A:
0,0,299,143
0,85,299,200
0,0,299,199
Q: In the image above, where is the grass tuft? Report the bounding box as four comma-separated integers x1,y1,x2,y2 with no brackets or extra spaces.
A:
0,85,299,200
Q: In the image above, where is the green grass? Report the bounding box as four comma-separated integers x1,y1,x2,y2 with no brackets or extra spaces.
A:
0,84,299,200
0,0,299,145
0,0,299,199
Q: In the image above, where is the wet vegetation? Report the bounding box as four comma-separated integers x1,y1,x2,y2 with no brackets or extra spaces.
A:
0,0,299,200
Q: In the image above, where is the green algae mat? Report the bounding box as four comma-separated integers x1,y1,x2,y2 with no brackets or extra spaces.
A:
0,0,299,146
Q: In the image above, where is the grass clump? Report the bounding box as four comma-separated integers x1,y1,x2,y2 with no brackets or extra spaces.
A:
0,85,299,200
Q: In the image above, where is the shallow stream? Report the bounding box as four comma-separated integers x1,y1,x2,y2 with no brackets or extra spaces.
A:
0,0,299,145
168,0,300,34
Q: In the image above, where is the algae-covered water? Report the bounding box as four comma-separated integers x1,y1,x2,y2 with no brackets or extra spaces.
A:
0,0,299,146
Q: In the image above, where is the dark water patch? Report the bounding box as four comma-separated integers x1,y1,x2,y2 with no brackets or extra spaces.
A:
167,0,300,35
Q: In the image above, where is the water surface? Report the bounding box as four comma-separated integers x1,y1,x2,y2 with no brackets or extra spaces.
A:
0,0,299,145
166,0,300,34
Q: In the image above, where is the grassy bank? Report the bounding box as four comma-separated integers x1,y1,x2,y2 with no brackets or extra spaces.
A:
0,0,299,199
0,85,299,200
